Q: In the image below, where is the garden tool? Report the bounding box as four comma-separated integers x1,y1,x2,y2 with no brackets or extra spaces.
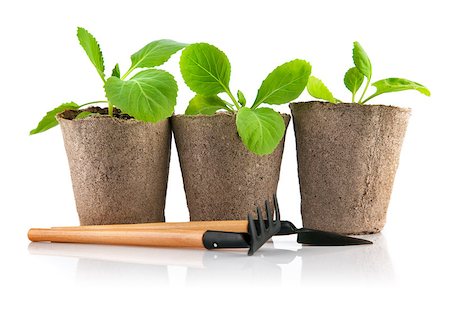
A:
32,195,371,248
28,198,281,256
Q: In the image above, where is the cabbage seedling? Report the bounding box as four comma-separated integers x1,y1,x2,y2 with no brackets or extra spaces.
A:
306,41,430,104
30,27,186,134
179,43,311,155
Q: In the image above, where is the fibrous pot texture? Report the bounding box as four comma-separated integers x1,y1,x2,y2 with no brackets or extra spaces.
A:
290,102,410,234
171,112,290,221
58,108,171,225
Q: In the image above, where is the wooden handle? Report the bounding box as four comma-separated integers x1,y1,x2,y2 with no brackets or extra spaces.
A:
51,220,249,233
28,228,206,249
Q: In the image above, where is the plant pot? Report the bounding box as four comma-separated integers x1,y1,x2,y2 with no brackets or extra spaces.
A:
289,102,410,234
57,108,171,225
171,112,290,221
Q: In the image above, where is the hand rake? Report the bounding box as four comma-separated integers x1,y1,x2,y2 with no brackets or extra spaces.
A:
28,198,281,256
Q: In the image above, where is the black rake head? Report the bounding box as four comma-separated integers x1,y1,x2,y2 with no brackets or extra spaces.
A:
247,194,281,255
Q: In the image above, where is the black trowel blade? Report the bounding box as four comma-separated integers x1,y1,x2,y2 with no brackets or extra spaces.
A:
297,228,373,246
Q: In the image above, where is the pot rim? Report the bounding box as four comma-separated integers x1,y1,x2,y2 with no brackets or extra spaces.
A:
289,101,411,112
57,113,141,124
56,107,170,125
171,111,291,119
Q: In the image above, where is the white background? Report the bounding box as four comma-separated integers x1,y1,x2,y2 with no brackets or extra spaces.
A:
1,0,449,317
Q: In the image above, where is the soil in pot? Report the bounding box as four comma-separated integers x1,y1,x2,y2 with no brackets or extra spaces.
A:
57,107,171,225
290,101,410,235
171,112,290,221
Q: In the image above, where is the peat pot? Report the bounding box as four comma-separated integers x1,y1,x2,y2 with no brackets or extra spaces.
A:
57,108,171,225
171,112,290,221
290,102,410,234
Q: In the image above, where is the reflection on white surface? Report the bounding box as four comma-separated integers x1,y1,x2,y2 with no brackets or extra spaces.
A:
294,234,395,285
28,234,394,286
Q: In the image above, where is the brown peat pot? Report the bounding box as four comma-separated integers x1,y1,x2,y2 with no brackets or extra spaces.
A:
290,101,410,234
171,112,290,221
57,108,171,225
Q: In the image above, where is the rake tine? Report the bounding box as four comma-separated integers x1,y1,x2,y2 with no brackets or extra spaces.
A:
273,194,279,222
273,194,281,222
256,206,265,234
264,200,271,227
247,213,258,256
247,213,257,237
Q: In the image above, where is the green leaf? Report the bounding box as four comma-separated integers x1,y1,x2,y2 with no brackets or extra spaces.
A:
344,67,364,100
252,59,311,108
363,78,431,103
74,111,94,120
30,102,80,135
77,27,105,81
185,95,228,115
179,43,231,96
237,90,246,106
352,41,372,79
236,107,286,155
111,63,120,78
307,76,336,103
130,39,186,69
104,69,177,122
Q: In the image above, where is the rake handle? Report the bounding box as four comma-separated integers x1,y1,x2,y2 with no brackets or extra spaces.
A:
28,228,208,248
51,220,249,232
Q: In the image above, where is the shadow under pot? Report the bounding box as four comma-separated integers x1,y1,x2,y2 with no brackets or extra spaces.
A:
57,107,171,225
289,102,411,235
171,112,290,221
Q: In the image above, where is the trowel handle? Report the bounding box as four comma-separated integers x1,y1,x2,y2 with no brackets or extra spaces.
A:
28,228,208,248
51,220,249,233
